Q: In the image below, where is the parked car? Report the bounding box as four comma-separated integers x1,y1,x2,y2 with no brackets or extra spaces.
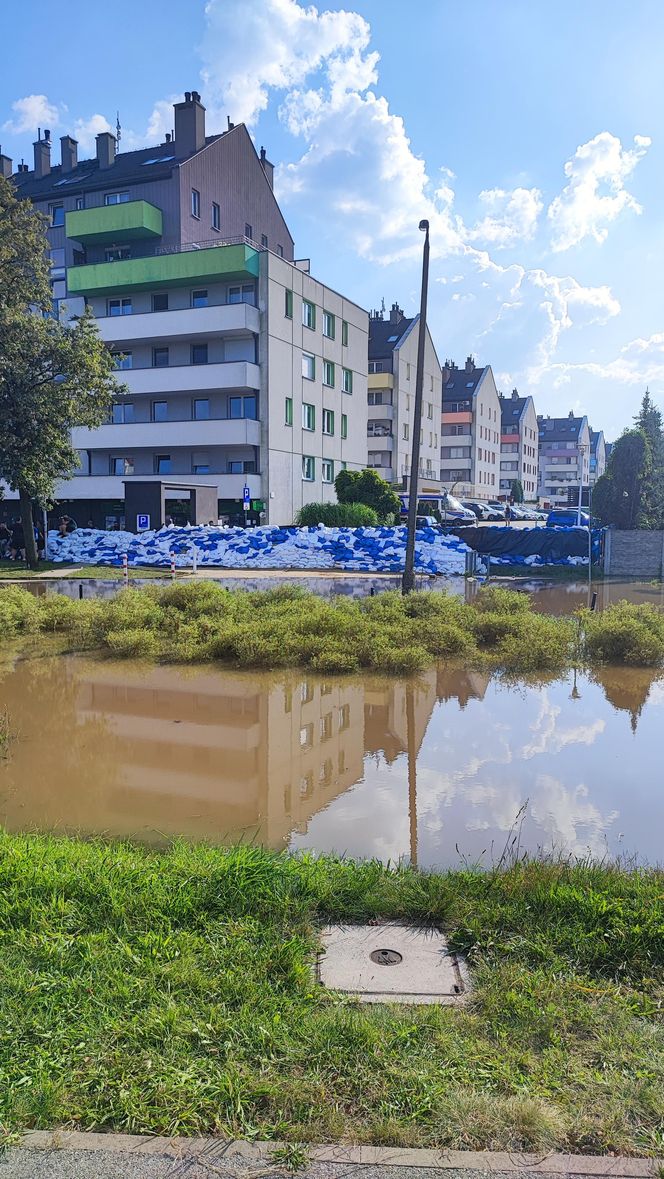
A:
440,495,476,524
506,504,527,521
546,509,591,528
462,500,490,520
486,501,508,520
415,515,439,528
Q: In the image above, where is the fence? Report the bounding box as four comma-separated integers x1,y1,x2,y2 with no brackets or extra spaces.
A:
603,529,664,577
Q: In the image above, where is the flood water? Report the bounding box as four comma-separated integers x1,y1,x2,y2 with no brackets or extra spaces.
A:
0,652,661,868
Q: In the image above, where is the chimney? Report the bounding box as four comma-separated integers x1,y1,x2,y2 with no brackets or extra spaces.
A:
511,387,519,400
568,409,574,419
0,149,12,179
60,134,78,173
465,355,474,372
33,128,51,178
389,302,403,324
174,89,206,157
96,131,116,169
259,145,274,190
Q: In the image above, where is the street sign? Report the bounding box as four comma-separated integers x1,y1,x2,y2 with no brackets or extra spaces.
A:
136,513,150,531
243,485,251,510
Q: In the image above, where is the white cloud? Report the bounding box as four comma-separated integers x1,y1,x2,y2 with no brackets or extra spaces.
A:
2,94,61,135
544,331,664,390
547,131,651,251
72,113,113,152
467,186,543,247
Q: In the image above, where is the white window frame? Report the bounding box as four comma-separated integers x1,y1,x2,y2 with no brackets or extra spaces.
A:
302,352,315,381
322,459,334,483
302,402,315,431
302,455,315,481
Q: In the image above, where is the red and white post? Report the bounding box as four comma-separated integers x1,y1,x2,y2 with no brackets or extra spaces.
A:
122,553,129,585
170,551,176,579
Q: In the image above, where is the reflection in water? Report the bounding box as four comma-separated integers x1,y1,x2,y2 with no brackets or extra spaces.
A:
0,655,661,868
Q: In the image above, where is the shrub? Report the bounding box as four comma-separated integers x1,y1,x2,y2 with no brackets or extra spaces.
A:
36,593,78,631
295,502,379,527
104,627,159,658
494,616,574,673
96,588,162,636
581,603,664,666
0,587,41,633
155,580,230,618
474,587,532,615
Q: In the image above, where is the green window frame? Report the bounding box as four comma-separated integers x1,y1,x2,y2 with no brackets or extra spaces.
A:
323,360,335,387
341,319,349,346
285,397,293,426
322,459,334,483
302,402,316,431
302,299,316,330
342,367,353,394
323,311,335,339
341,413,348,440
302,455,315,481
322,409,335,435
285,288,293,319
302,352,315,380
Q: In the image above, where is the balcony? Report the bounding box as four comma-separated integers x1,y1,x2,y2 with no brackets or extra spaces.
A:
368,373,394,389
442,410,473,425
72,417,261,451
66,200,163,245
367,402,394,420
118,360,260,395
60,473,262,501
97,302,260,344
67,241,259,296
367,423,394,441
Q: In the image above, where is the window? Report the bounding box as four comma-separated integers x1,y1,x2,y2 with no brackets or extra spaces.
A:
427,403,433,419
152,401,168,422
105,246,131,262
340,460,347,471
227,459,256,474
339,704,350,731
323,360,335,387
152,292,168,312
193,398,210,420
155,454,171,474
107,297,132,316
285,289,293,318
320,713,333,741
152,347,169,368
406,363,411,381
277,244,283,257
302,352,315,380
302,455,315,481
191,343,208,365
342,367,353,394
49,248,65,276
322,409,334,435
323,311,335,339
191,289,208,308
229,394,257,419
104,192,129,205
261,233,268,248
443,424,466,436
302,299,316,330
341,319,349,346
368,361,385,374
322,459,334,483
112,351,132,370
245,223,253,240
192,452,210,474
212,201,220,231
302,402,315,431
191,188,200,218
341,413,348,440
50,204,64,226
228,284,255,305
111,403,135,425
75,196,85,211
285,397,293,426
111,456,134,476
403,423,410,441
72,248,86,266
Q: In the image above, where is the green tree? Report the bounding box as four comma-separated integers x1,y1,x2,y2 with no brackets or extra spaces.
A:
592,430,651,529
0,308,123,568
0,175,50,313
334,468,401,521
634,390,664,527
510,479,524,503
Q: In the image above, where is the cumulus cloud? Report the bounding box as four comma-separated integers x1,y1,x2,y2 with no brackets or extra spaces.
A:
547,131,651,251
72,113,114,152
2,94,61,134
467,186,543,247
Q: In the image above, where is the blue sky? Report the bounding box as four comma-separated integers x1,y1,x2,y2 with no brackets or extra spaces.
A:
3,0,664,440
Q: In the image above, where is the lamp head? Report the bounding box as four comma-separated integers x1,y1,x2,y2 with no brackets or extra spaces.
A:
419,219,429,232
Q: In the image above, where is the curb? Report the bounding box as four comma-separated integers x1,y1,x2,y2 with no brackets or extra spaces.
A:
18,1132,663,1176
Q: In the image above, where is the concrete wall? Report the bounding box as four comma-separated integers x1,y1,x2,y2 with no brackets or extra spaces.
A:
604,529,664,577
473,367,501,497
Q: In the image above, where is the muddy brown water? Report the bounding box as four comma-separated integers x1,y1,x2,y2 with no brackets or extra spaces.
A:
0,652,661,868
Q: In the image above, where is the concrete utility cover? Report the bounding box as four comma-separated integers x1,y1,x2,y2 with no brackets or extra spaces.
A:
317,923,470,1004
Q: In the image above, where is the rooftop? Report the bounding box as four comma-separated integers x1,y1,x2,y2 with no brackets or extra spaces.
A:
500,389,531,423
537,414,587,443
443,357,486,402
368,303,414,358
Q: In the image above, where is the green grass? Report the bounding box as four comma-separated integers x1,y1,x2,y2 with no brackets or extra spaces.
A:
0,560,177,581
0,836,662,1154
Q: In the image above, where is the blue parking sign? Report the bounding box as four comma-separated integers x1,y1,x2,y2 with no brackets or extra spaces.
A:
243,485,251,510
137,513,150,531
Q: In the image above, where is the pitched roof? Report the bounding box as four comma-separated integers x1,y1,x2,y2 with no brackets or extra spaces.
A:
537,415,587,443
442,362,485,403
368,313,414,359
11,135,224,202
590,429,604,453
500,394,530,424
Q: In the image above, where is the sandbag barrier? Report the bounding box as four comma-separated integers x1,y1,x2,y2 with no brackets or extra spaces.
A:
447,524,598,568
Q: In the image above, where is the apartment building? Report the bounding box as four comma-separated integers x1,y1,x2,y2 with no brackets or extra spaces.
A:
441,358,501,499
8,90,367,526
537,412,591,507
589,429,607,485
498,389,539,500
367,304,442,495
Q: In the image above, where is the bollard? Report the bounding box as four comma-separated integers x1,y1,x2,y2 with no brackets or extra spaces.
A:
170,551,176,579
192,546,198,574
122,554,128,585
78,583,84,600
591,591,598,612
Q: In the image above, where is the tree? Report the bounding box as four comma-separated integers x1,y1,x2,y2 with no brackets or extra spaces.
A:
510,479,524,503
0,308,123,567
0,175,50,313
334,468,401,521
592,430,651,529
634,390,664,527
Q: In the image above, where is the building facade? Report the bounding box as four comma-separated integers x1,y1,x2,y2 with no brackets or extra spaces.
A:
367,304,442,495
499,389,539,500
8,91,367,526
441,358,501,499
537,412,591,507
589,429,606,485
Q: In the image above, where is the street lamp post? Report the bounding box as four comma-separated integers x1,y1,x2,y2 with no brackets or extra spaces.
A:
402,219,430,595
576,443,588,526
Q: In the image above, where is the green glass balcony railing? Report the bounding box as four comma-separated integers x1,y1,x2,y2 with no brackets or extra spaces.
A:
66,241,260,295
65,200,163,245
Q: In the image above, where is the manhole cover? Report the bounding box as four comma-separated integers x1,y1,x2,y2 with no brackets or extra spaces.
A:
370,948,403,966
317,923,470,1005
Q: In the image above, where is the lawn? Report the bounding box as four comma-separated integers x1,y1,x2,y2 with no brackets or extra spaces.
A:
0,836,662,1154
0,561,177,580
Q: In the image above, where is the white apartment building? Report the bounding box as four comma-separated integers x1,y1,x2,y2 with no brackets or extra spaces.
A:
367,304,442,493
441,358,501,499
589,430,607,486
537,412,591,507
499,389,539,500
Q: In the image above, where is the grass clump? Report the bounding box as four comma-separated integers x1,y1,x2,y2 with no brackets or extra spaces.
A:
0,835,662,1154
581,601,664,666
